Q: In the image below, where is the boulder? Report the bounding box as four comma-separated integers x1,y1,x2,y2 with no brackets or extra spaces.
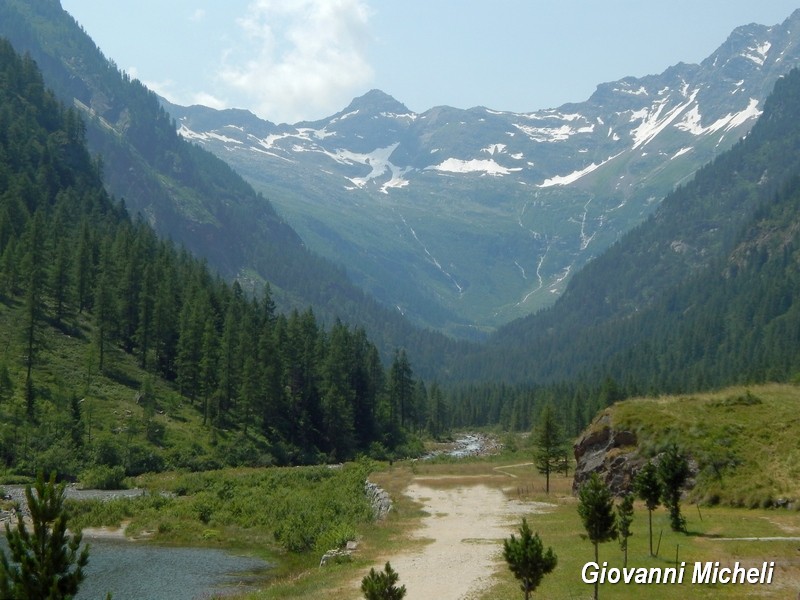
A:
572,412,642,495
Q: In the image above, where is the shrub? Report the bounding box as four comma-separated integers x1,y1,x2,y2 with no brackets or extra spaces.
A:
79,465,126,490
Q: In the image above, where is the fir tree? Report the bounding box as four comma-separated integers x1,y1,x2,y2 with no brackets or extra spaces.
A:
577,473,617,600
533,403,565,494
634,461,661,555
360,562,406,600
658,444,690,532
503,517,557,600
616,494,634,567
0,472,89,600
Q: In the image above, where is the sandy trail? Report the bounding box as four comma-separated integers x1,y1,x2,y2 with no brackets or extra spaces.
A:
357,478,554,600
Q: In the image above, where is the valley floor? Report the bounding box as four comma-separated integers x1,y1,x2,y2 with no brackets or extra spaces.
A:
346,468,554,599
258,451,800,600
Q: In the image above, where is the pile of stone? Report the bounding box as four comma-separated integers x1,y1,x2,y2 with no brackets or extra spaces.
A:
319,540,359,567
364,480,392,520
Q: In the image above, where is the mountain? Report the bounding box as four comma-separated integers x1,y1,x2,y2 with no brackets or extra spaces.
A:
166,9,800,337
463,65,800,389
0,0,465,376
0,37,433,478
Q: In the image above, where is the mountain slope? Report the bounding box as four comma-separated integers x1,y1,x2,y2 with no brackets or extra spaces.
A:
0,0,465,375
0,37,434,479
467,66,800,389
166,9,800,335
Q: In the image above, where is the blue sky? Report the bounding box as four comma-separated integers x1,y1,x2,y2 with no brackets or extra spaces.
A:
60,1,800,124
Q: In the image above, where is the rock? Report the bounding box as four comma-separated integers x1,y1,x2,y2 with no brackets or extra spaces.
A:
572,412,701,498
365,480,392,520
572,412,642,496
319,548,353,567
319,538,360,567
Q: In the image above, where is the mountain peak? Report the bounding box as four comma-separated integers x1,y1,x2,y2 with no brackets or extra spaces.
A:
342,89,412,116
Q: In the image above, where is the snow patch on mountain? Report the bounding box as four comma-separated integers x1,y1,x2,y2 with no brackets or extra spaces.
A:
630,91,698,149
427,158,522,176
177,124,242,145
671,147,693,160
538,153,622,188
514,121,595,143
743,41,772,66
482,144,507,155
675,98,761,135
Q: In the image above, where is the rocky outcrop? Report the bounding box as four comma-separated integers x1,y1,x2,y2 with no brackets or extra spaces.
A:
365,480,392,520
572,412,643,496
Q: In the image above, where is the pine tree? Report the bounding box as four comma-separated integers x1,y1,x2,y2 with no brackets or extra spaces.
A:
533,403,565,494
616,494,634,567
634,461,661,555
658,444,690,532
503,517,557,600
0,472,89,599
577,473,617,600
388,349,413,433
360,562,406,600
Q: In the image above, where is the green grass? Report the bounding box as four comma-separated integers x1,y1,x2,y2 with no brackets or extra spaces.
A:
0,297,276,483
52,431,800,600
605,384,800,507
68,463,374,555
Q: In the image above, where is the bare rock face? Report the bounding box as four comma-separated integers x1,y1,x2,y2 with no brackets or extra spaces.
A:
572,412,642,496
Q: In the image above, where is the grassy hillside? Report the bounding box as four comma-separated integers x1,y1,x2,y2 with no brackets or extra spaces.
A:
602,383,800,508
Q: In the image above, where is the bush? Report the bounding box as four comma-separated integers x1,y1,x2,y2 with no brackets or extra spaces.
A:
79,465,126,490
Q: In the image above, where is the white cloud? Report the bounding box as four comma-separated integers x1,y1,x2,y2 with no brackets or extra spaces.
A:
217,0,374,123
189,8,206,22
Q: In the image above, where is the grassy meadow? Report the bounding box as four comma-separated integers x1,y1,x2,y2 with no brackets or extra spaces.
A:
53,384,800,598
64,445,800,599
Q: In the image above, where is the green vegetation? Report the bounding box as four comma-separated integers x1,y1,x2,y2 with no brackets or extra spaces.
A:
0,0,465,381
0,37,438,482
360,562,406,600
616,494,634,567
610,384,800,508
633,461,661,556
67,463,373,555
462,68,800,390
533,403,565,494
658,444,690,532
502,518,557,600
0,472,89,600
577,473,618,600
0,7,798,599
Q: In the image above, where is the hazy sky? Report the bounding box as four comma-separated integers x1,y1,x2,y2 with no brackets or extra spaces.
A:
60,1,800,124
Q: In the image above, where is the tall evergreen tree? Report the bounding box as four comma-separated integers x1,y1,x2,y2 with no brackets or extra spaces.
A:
634,461,661,556
658,444,690,532
616,494,634,568
389,350,413,432
533,403,565,494
577,473,617,600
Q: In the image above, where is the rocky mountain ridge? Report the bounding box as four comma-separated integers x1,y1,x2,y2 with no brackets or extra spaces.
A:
166,9,800,336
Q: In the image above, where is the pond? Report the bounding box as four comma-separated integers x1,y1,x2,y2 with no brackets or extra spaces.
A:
0,537,270,600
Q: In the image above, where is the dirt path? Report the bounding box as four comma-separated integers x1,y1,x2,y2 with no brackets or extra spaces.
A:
356,473,554,599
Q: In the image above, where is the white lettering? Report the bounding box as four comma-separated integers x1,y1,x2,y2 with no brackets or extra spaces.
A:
693,562,713,584
582,562,599,584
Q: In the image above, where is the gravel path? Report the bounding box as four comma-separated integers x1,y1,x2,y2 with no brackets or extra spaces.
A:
354,474,554,599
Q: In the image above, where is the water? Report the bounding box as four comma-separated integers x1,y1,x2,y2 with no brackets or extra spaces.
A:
0,537,270,600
